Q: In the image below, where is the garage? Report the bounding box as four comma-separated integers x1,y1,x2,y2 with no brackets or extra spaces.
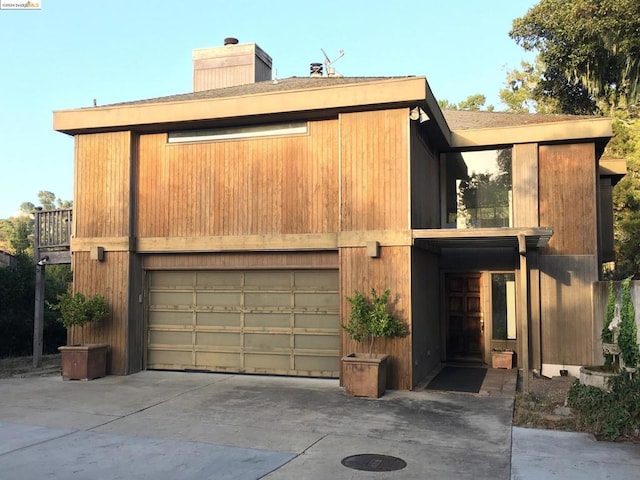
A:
147,269,340,377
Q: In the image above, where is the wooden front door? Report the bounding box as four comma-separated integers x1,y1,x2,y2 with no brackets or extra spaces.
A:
446,273,484,362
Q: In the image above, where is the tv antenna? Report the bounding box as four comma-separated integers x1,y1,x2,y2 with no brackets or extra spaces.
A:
321,48,344,76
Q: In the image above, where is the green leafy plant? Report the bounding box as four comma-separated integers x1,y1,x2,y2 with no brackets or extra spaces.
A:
49,290,108,344
568,375,640,440
601,281,618,367
602,281,616,344
343,288,407,355
618,277,639,370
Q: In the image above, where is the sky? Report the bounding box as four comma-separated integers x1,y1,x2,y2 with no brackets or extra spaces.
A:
0,0,538,219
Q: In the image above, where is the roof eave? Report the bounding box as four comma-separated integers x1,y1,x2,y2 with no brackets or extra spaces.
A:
450,117,613,149
53,77,431,135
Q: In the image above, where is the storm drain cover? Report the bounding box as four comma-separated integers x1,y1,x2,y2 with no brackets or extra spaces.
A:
341,454,407,472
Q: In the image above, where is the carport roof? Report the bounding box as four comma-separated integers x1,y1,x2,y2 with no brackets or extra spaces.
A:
412,227,553,252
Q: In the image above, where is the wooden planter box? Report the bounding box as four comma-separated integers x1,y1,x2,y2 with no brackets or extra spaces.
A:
491,350,514,369
58,344,109,381
342,353,389,398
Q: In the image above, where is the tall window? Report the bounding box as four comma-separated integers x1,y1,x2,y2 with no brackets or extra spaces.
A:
442,149,512,228
492,273,516,340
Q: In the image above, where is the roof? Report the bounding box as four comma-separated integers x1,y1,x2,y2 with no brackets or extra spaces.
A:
53,76,612,150
102,77,402,107
442,110,596,130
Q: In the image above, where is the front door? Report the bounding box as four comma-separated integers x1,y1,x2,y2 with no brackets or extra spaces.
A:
446,273,484,362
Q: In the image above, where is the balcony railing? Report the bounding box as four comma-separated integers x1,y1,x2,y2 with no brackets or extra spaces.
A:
34,208,72,265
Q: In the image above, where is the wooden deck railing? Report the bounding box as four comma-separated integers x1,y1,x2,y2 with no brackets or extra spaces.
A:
34,208,72,265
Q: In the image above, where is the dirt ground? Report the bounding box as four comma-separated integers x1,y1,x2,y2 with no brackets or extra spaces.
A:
0,354,61,378
514,372,581,431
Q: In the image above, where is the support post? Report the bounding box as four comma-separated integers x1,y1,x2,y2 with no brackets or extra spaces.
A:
33,263,45,368
517,234,530,393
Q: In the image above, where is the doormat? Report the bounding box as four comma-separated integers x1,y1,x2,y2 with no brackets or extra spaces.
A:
425,366,487,393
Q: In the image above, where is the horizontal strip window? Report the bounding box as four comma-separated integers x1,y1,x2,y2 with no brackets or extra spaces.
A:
168,122,308,143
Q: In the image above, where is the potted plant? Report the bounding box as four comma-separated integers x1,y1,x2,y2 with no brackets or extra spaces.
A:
341,288,407,398
49,289,109,380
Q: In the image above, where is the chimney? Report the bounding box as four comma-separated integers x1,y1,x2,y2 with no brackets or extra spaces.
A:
192,38,273,92
309,63,323,77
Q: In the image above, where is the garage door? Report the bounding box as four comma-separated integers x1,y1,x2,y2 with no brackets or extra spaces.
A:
147,270,340,377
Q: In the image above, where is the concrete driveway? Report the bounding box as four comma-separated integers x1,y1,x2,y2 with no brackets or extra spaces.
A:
0,371,514,479
2,370,639,479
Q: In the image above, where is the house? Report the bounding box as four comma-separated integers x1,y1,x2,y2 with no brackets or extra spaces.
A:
53,40,622,390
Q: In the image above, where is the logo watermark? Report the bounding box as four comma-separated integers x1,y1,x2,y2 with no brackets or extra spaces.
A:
0,1,41,9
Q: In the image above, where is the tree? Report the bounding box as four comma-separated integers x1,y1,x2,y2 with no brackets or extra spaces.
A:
500,60,597,115
438,94,494,112
510,0,640,114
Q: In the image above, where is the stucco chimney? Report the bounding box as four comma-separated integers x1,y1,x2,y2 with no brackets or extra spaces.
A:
192,39,272,92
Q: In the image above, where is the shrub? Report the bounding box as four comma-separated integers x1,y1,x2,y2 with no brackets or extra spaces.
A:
618,277,639,369
343,288,407,354
567,375,640,440
49,290,108,329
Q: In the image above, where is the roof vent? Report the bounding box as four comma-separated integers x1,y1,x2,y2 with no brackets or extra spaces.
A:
310,62,323,77
224,37,239,45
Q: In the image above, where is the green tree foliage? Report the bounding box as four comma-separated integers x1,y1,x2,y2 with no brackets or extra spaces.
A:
0,192,73,357
611,120,640,278
510,0,640,113
0,256,69,357
438,94,494,112
500,60,596,114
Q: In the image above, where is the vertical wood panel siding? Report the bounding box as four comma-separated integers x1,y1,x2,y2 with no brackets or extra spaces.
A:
539,143,597,255
74,132,132,238
538,143,599,368
512,143,539,227
340,246,412,390
71,252,130,375
540,255,598,366
340,109,410,231
410,123,439,228
143,251,339,270
137,120,339,238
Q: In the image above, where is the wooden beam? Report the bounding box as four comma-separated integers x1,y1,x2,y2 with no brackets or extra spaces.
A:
70,237,134,252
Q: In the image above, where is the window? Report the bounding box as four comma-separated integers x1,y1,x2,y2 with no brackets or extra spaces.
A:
492,273,516,340
167,122,308,143
442,149,512,228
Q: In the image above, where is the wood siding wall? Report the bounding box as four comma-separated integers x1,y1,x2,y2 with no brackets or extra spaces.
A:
73,132,136,375
512,143,539,228
71,252,130,375
137,120,339,238
143,251,339,270
539,143,597,255
340,247,412,390
74,132,133,238
340,109,410,231
410,123,439,228
539,143,599,367
411,247,440,385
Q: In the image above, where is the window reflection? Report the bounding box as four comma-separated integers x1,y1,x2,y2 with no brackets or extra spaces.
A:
443,149,512,228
